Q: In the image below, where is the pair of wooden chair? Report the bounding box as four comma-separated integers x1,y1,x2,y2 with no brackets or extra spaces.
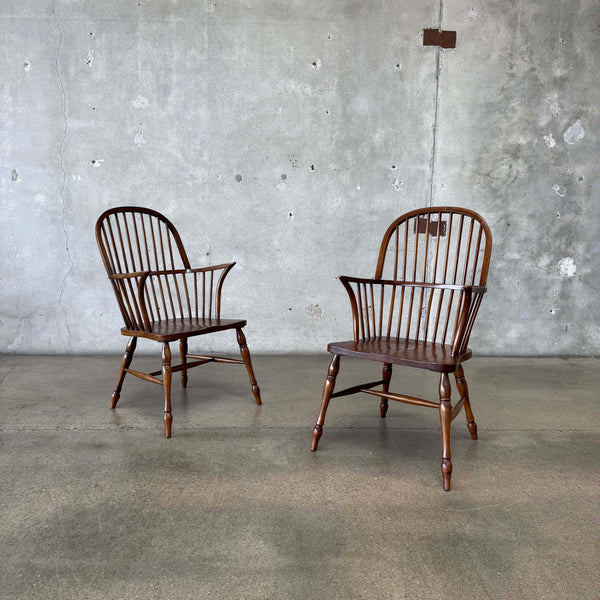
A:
96,206,491,490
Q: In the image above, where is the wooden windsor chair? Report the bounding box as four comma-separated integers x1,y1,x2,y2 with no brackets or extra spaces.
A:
311,207,492,490
95,206,261,437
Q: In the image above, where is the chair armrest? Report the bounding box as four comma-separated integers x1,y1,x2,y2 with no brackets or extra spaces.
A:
339,275,485,294
108,263,236,281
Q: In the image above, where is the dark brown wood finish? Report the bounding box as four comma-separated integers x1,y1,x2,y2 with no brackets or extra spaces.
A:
310,207,492,490
96,206,262,437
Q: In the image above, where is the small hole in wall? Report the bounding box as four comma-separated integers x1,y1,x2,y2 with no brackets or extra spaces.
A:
391,165,396,170
281,174,287,180
325,109,330,114
235,174,243,182
288,307,293,311
327,35,332,40
578,176,584,181
288,212,293,218
556,213,560,219
310,164,315,171
506,222,510,227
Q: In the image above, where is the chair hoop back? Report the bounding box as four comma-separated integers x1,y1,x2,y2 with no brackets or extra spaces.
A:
342,207,492,348
96,207,192,330
375,206,492,286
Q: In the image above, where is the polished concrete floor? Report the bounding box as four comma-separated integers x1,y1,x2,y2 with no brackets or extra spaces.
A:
0,354,598,599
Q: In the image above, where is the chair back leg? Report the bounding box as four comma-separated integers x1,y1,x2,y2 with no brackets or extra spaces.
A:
454,365,478,439
162,342,173,437
111,337,137,408
236,328,262,405
380,363,393,418
179,338,189,389
311,354,341,451
439,372,452,491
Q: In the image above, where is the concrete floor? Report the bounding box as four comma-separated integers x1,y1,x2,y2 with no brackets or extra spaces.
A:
0,354,598,599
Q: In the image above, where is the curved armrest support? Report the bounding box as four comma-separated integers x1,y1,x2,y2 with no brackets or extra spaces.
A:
452,286,486,357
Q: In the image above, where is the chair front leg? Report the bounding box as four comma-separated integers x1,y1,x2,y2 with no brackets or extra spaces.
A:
454,364,477,439
439,372,452,491
162,342,173,438
380,363,393,418
311,354,340,451
236,328,261,405
111,337,137,408
179,338,188,389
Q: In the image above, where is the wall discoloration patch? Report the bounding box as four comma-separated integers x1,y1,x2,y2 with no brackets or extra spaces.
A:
558,257,576,278
306,305,323,319
134,131,146,146
132,96,149,110
563,119,585,144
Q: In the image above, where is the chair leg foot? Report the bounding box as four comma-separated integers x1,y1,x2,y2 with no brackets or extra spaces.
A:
251,385,261,405
441,458,453,491
236,328,262,405
163,411,172,438
379,400,388,418
311,425,323,451
439,372,452,491
311,354,340,452
162,342,173,438
454,365,478,440
467,420,478,440
111,337,137,409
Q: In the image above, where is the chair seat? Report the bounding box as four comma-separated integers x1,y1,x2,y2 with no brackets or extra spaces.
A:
327,338,472,372
122,318,247,342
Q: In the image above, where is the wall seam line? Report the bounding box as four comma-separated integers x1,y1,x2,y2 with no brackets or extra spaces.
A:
428,0,444,208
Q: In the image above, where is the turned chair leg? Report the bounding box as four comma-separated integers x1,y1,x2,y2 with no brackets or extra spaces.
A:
179,338,188,389
162,342,173,438
454,364,477,440
439,372,452,491
380,363,393,418
311,354,340,451
236,328,261,405
111,337,137,408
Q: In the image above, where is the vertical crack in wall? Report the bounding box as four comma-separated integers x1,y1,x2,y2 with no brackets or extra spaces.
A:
428,0,444,208
53,0,73,351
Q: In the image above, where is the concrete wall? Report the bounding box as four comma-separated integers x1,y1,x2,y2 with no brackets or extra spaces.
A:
1,1,598,355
